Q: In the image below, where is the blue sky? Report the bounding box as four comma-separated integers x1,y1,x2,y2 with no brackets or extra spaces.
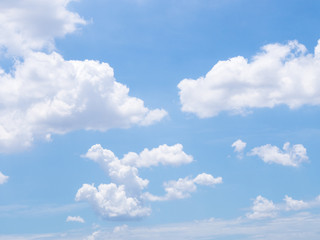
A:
1,0,320,239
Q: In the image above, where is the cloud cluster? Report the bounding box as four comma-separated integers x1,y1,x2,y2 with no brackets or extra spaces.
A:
76,144,221,219
249,142,308,167
0,171,9,184
0,0,86,56
247,194,320,219
178,40,320,118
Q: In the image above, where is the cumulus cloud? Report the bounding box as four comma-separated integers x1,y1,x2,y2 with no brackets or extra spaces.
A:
66,216,85,223
121,144,193,168
178,40,320,118
0,52,167,153
284,195,308,211
0,0,86,56
246,195,278,219
144,173,222,201
249,142,308,167
0,0,167,153
76,183,151,219
0,171,9,184
77,144,221,219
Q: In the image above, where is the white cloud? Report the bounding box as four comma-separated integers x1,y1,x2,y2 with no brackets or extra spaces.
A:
0,0,86,56
0,171,9,184
284,195,308,211
144,173,222,201
121,143,193,168
0,52,167,153
232,139,247,159
232,139,247,152
246,194,320,220
66,216,85,223
193,173,223,185
246,195,277,219
78,144,221,219
249,142,308,167
75,183,151,219
178,40,320,118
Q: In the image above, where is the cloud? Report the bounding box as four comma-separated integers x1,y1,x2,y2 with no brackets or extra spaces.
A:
0,52,167,153
144,173,222,201
284,195,308,211
121,143,193,168
246,195,277,219
249,142,308,167
77,144,220,219
178,40,320,118
113,224,128,233
246,194,320,219
66,216,85,223
0,171,9,184
75,183,151,219
0,0,86,56
232,139,247,159
16,212,320,240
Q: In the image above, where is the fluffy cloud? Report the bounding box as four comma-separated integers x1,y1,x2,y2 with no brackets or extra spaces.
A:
246,195,277,219
284,195,308,211
76,183,151,219
0,0,86,56
249,142,308,167
178,40,320,118
0,52,167,153
77,144,220,219
121,144,193,168
144,173,222,201
66,216,85,223
0,171,9,184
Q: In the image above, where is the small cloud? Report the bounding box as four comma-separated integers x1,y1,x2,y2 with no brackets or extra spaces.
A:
231,139,247,159
113,224,128,233
0,171,9,184
66,216,85,223
246,195,277,219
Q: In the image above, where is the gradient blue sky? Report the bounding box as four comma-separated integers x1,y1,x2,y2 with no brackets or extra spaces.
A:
1,0,320,239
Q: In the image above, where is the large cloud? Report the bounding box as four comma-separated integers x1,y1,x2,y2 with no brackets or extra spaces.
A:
178,40,320,118
0,52,167,152
76,144,220,219
0,0,86,56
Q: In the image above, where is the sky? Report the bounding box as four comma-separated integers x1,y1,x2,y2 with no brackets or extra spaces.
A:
0,0,320,239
